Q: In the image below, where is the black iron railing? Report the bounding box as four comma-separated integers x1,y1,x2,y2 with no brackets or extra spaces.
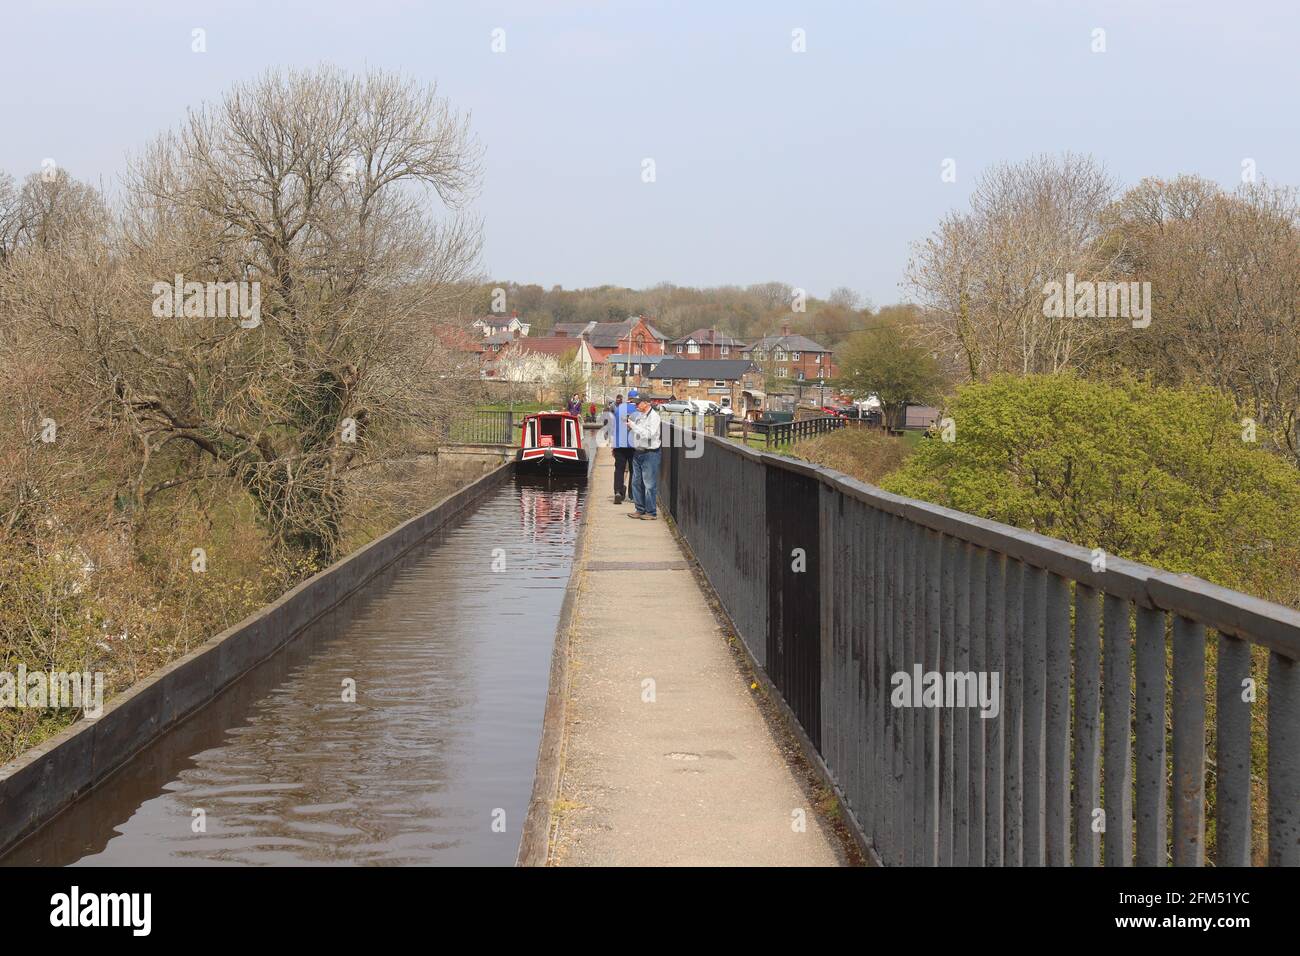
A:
660,427,1300,867
449,409,517,445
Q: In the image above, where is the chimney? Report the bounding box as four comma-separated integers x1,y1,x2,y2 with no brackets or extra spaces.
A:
511,310,518,319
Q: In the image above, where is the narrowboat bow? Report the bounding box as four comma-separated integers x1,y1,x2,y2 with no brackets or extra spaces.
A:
514,411,588,477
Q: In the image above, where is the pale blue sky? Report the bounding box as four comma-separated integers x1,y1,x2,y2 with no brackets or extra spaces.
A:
2,0,1296,305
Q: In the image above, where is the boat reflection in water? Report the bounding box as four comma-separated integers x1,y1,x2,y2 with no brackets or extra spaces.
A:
517,477,583,546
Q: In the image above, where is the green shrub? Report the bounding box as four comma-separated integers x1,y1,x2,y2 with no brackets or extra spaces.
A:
880,374,1300,606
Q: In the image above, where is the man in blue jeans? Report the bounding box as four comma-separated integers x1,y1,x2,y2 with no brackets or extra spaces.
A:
625,396,662,519
607,390,637,504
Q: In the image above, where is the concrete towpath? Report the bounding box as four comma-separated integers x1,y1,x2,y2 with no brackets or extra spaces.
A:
545,449,845,866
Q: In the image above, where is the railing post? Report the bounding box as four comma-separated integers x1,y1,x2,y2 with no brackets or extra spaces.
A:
1073,584,1101,866
1103,594,1133,866
1216,633,1252,866
1172,616,1206,866
1268,651,1300,866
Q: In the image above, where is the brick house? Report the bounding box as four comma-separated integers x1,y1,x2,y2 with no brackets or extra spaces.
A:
646,358,763,415
741,325,836,385
550,315,668,354
555,316,668,400
667,329,746,360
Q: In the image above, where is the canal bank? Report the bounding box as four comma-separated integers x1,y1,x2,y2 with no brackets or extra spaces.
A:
533,449,850,866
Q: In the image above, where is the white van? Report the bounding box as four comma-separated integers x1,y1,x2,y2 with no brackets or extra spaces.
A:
687,398,716,415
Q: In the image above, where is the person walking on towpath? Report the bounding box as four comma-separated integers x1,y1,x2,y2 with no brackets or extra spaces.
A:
626,396,662,520
607,390,637,505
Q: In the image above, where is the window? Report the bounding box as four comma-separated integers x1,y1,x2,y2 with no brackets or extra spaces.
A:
797,371,806,381
676,345,683,353
720,345,729,356
792,352,801,360
778,367,787,378
688,379,701,387
687,342,700,354
714,380,726,387
633,364,641,375
661,378,672,387
815,353,822,364
775,350,787,361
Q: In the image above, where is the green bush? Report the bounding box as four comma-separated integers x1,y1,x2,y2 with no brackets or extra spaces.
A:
880,374,1300,606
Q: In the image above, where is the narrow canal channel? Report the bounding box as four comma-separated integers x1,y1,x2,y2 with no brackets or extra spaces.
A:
3,476,585,866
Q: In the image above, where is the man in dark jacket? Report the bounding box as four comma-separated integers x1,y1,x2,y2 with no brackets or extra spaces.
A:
607,389,637,504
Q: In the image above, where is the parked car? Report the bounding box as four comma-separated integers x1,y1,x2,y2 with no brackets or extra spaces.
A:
658,401,695,414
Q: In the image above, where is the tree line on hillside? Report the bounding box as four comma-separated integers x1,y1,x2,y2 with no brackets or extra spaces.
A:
459,279,874,351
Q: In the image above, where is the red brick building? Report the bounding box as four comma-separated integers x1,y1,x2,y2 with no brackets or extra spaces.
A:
741,326,837,384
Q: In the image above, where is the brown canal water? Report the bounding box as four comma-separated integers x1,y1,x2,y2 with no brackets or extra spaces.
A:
2,477,585,867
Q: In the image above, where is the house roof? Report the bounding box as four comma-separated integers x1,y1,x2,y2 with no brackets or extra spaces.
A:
649,358,758,380
474,315,524,328
549,318,668,348
438,326,487,352
605,353,664,364
670,329,746,347
742,333,831,353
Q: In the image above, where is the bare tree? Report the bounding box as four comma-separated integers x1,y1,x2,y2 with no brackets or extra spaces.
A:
6,66,483,562
906,152,1119,380
1099,176,1300,462
828,286,861,310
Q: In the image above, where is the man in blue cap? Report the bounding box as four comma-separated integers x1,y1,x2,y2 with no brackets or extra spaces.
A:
608,388,638,504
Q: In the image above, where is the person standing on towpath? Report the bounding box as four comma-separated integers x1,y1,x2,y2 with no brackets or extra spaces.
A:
607,390,636,505
626,396,662,520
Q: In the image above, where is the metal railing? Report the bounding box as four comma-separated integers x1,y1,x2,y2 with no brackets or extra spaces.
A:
751,416,846,449
660,427,1300,866
448,409,516,445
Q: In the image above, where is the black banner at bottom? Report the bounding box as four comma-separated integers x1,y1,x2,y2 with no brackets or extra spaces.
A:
2,865,1287,942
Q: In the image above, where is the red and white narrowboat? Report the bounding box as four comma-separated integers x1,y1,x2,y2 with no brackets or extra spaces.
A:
515,411,588,477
